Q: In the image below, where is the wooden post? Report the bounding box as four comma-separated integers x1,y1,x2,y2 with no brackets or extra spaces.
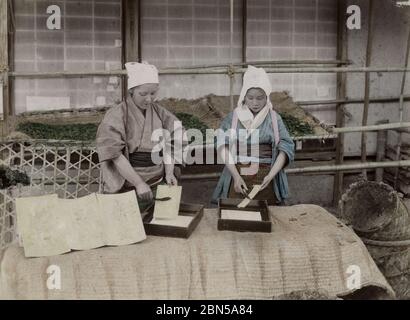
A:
360,0,374,179
123,0,139,62
122,0,140,98
242,0,247,64
229,0,234,110
393,26,410,189
8,0,14,119
0,0,9,136
333,0,348,206
137,0,142,63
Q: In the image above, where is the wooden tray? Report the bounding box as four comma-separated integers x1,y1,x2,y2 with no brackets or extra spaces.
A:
142,202,204,239
217,198,272,233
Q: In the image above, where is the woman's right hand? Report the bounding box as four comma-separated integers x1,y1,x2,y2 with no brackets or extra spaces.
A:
233,176,248,195
135,182,153,202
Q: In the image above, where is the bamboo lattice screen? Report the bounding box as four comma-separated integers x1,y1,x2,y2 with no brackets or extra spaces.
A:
0,140,101,249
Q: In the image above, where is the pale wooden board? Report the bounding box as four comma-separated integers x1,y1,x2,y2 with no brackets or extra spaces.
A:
153,185,182,220
237,185,262,208
221,209,262,221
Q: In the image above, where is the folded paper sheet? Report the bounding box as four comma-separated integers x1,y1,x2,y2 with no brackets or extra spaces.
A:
60,194,105,250
221,209,262,221
237,185,262,208
16,191,146,257
153,185,182,220
16,194,71,257
97,192,146,245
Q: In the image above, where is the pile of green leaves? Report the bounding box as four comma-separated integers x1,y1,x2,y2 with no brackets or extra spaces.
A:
280,113,314,136
0,166,30,189
16,113,312,142
175,112,209,136
17,122,98,141
17,113,209,141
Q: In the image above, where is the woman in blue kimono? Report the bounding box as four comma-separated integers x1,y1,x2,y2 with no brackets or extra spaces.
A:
212,66,295,205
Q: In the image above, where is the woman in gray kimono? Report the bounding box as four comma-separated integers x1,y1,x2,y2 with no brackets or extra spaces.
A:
212,65,295,205
96,62,182,204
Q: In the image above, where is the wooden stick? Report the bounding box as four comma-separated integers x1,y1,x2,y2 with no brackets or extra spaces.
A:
331,122,410,133
361,0,374,179
394,26,410,189
164,60,352,70
229,0,234,111
0,0,8,131
242,0,247,63
286,160,410,174
229,68,234,111
137,0,142,63
375,120,389,182
180,160,410,180
333,0,348,206
7,66,410,78
296,95,410,106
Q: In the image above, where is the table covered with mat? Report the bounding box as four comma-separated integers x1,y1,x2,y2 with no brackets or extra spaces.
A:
0,204,395,299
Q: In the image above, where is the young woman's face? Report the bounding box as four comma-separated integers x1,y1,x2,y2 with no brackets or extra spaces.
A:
244,88,267,114
130,83,159,109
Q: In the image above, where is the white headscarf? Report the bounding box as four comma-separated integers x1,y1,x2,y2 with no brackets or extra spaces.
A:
235,65,273,132
125,62,159,90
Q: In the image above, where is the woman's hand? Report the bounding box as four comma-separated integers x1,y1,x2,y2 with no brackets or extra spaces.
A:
260,151,287,191
260,173,274,191
233,176,248,195
165,173,178,186
135,181,153,202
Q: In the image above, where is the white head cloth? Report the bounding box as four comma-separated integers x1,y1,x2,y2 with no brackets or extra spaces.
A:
125,62,159,90
235,65,273,132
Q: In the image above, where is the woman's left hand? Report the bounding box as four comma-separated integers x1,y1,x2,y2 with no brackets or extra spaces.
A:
260,173,274,190
165,173,178,186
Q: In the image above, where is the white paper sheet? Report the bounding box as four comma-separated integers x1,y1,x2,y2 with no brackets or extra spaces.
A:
16,194,71,257
60,194,105,250
150,215,193,228
221,209,262,221
153,185,182,220
97,191,146,245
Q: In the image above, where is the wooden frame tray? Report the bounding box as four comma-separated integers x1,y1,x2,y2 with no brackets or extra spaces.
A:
142,202,204,239
217,198,272,233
